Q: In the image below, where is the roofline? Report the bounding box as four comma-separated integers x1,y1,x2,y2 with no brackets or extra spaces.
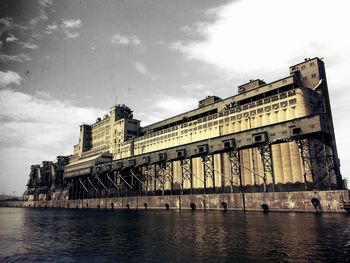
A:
289,57,323,68
141,74,295,129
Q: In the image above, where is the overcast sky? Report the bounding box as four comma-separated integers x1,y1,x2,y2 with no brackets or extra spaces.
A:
1,0,349,195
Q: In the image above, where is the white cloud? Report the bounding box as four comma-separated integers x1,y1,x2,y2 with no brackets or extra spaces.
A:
171,0,350,181
0,71,23,88
134,62,159,80
38,0,53,8
6,33,17,42
135,62,148,75
29,9,48,27
61,19,82,38
0,53,32,63
62,19,82,30
22,42,39,50
0,89,105,195
111,33,141,46
45,23,58,34
64,31,80,39
135,94,196,126
181,82,212,97
172,0,350,80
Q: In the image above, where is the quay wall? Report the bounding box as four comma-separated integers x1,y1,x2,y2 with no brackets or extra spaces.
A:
1,190,349,213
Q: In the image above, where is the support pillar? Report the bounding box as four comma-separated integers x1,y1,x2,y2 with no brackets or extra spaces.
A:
296,137,315,190
156,162,173,195
201,154,215,194
180,158,193,194
257,143,275,192
227,148,242,193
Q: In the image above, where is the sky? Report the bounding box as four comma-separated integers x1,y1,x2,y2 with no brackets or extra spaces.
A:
1,0,350,195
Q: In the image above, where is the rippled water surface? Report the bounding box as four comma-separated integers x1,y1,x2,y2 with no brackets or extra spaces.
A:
0,208,349,262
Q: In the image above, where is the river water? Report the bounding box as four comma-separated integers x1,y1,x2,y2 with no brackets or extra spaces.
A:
0,208,349,262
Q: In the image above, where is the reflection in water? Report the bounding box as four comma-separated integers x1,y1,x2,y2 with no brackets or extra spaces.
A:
0,208,349,262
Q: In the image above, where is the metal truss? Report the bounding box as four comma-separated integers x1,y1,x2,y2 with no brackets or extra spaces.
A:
106,171,119,196
180,158,193,194
257,143,275,192
226,148,242,193
130,168,145,195
156,162,173,195
309,134,337,189
201,154,215,193
295,137,315,190
143,164,157,195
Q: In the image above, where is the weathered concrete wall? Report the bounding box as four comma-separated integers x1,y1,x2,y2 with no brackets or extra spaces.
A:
244,190,350,213
1,190,349,213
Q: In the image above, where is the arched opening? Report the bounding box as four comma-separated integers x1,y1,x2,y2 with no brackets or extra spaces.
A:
190,202,196,211
261,203,269,212
221,202,228,211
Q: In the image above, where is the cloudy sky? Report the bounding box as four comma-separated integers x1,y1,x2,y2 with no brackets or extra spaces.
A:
1,0,349,195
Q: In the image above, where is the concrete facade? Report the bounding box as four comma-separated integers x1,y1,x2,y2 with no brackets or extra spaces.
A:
3,190,349,213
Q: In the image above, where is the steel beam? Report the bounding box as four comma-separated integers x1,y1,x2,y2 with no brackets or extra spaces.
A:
180,158,193,194
143,164,157,195
201,154,215,194
117,171,133,190
78,178,89,193
257,143,275,192
296,137,315,190
156,162,173,195
227,148,242,193
309,134,337,189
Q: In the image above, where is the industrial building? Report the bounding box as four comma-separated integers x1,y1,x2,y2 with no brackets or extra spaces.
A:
24,57,344,202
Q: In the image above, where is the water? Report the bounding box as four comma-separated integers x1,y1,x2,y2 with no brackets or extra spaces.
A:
0,208,349,263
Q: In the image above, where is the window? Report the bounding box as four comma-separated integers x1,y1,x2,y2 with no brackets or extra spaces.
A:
288,90,296,96
289,98,297,105
271,95,279,102
264,98,271,104
311,73,317,78
301,65,306,70
310,62,315,67
279,92,287,99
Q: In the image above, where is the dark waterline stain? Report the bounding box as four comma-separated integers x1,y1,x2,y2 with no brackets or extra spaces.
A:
0,208,349,263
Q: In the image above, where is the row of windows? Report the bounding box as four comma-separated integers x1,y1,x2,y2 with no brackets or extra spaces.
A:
291,61,315,71
182,90,296,128
132,89,297,145
130,98,297,148
135,132,178,146
81,145,109,158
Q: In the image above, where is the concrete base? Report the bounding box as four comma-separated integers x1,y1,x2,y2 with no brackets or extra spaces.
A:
1,190,349,213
